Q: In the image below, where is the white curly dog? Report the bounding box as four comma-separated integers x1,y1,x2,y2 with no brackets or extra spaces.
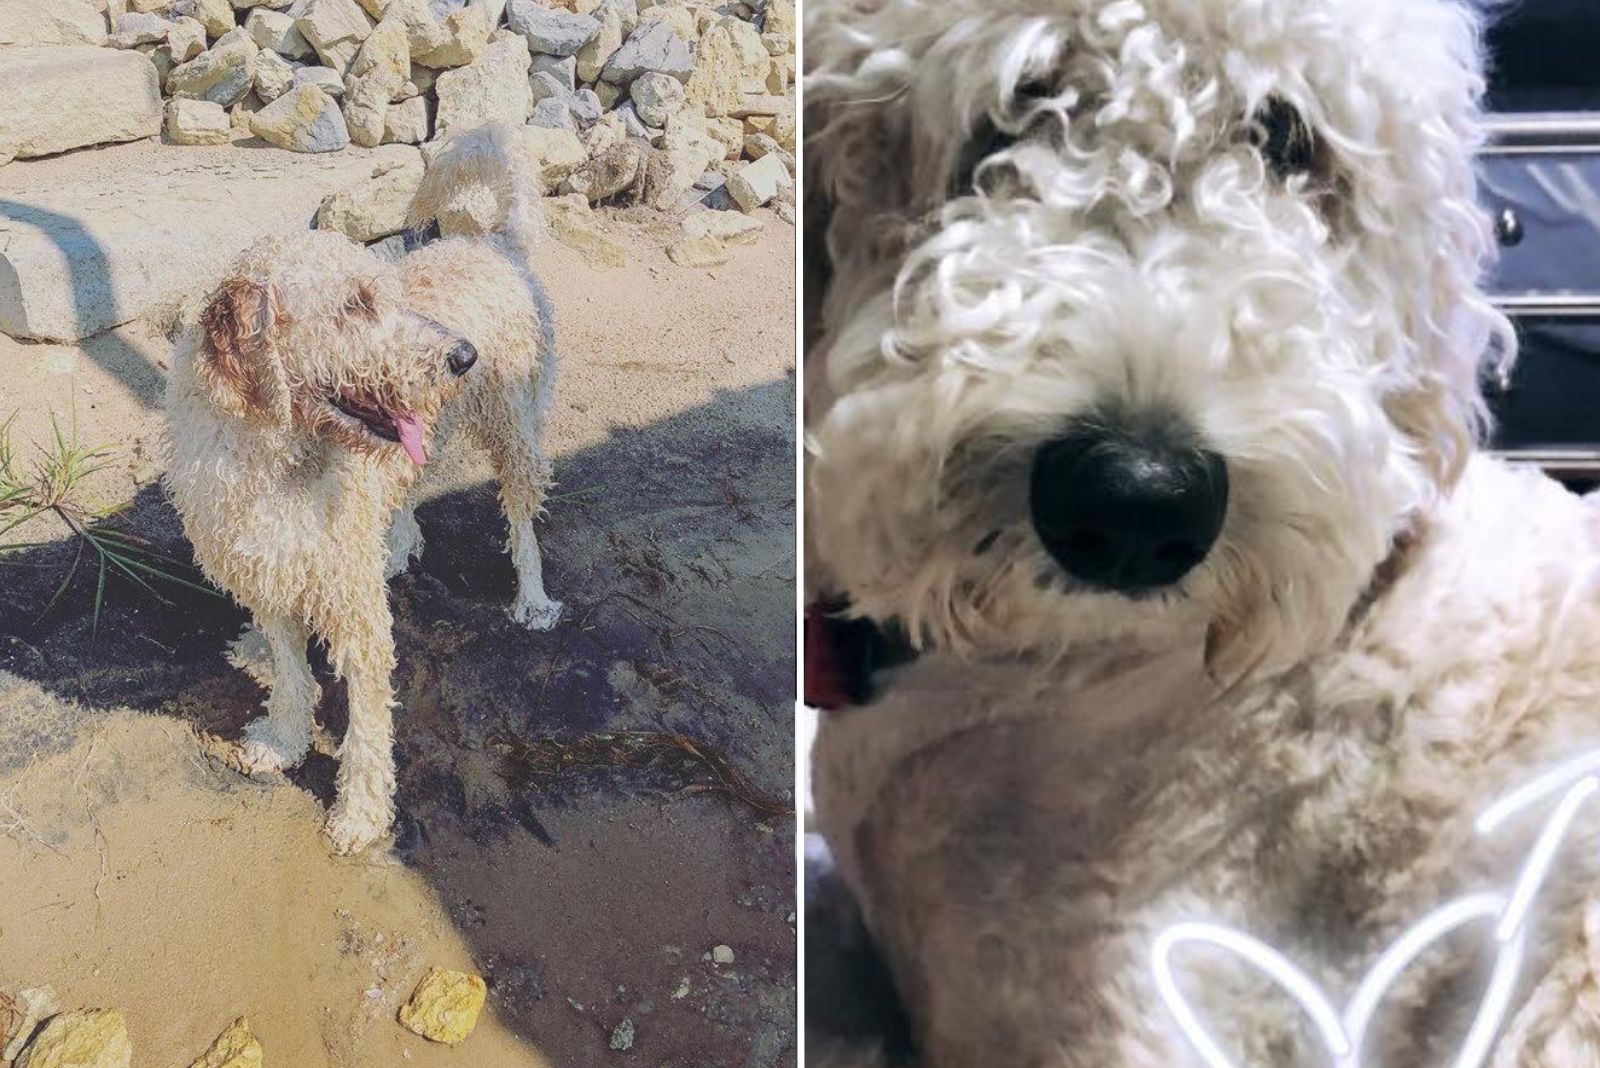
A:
806,0,1600,1065
165,123,562,855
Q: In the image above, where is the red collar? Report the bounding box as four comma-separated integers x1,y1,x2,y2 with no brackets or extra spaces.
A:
804,602,917,709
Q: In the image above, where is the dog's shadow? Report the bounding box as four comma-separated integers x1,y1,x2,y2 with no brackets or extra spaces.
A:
0,379,798,1067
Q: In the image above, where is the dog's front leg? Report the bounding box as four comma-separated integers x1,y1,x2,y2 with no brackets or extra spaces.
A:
384,501,424,579
237,614,318,775
316,587,399,855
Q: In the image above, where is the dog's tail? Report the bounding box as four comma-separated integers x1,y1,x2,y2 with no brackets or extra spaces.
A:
407,120,540,270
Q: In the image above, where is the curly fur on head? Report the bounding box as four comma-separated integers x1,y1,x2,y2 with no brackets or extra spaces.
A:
190,231,468,466
804,0,1514,680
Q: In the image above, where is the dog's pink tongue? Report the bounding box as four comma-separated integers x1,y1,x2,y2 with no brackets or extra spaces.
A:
393,411,428,466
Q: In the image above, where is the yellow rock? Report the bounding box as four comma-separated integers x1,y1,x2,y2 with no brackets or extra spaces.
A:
398,969,486,1046
549,204,629,270
15,1010,131,1068
189,1017,263,1068
668,235,731,268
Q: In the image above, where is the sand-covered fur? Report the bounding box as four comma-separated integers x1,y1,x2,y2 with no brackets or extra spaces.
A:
806,1,1600,1065
165,122,561,855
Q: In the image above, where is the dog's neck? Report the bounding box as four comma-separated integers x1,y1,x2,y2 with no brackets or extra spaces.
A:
806,531,1423,711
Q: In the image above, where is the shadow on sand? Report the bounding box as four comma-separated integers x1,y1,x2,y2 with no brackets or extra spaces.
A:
0,379,798,1067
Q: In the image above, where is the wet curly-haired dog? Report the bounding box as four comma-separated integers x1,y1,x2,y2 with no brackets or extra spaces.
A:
165,123,562,855
805,0,1600,1066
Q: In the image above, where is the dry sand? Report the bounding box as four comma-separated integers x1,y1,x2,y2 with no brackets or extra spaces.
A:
0,207,796,1067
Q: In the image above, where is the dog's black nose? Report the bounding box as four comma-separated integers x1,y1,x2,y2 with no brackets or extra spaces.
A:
1030,428,1228,593
447,341,477,376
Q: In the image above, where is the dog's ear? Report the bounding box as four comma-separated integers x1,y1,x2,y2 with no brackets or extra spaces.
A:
196,275,290,427
803,73,914,400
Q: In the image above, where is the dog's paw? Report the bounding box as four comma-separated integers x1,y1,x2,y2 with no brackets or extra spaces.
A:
510,597,563,632
237,718,310,777
324,802,393,856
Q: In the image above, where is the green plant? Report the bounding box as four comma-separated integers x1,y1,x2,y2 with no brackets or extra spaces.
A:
0,410,218,631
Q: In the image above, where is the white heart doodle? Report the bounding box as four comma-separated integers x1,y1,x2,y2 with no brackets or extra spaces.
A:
1153,759,1600,1068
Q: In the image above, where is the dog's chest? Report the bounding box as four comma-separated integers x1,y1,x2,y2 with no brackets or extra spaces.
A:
816,464,1600,1065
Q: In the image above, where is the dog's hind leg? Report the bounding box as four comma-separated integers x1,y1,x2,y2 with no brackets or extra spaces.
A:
385,501,424,579
237,614,318,775
480,380,563,631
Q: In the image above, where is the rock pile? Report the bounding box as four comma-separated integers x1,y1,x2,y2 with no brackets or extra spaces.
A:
1,0,795,217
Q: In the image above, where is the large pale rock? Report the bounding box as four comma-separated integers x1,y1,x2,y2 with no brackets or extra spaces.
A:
249,83,349,150
599,17,689,85
293,64,344,94
717,15,765,76
168,27,259,104
432,32,531,140
165,97,232,142
0,137,419,339
658,110,723,202
342,15,409,146
637,2,692,43
167,15,208,59
706,114,742,160
666,233,730,268
528,96,572,131
521,125,584,191
0,47,161,165
188,1017,263,1068
108,11,170,46
528,69,567,108
629,70,682,127
386,0,449,57
253,47,296,99
295,0,372,71
763,0,794,39
771,101,794,152
188,0,234,37
726,150,788,211
529,51,575,89
382,94,429,142
316,152,423,240
505,0,597,57
399,970,487,1046
410,4,487,68
548,196,626,268
245,7,314,57
684,22,741,117
14,1010,131,1068
583,107,625,156
684,208,762,244
0,0,108,46
572,0,620,84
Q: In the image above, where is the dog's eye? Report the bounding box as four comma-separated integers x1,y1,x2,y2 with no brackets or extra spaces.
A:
1251,97,1318,179
952,116,1019,195
951,80,1055,196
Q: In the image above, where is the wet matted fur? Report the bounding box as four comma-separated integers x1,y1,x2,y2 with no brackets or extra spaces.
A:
165,123,562,855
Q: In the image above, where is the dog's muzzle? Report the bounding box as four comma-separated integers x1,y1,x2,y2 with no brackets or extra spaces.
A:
1030,425,1228,593
447,341,478,377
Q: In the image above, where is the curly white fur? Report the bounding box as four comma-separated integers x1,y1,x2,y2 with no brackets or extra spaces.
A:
805,1,1600,1065
164,122,562,854
806,0,1509,678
